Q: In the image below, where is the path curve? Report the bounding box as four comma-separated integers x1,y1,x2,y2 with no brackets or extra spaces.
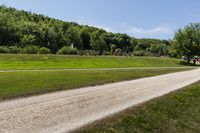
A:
1,69,200,133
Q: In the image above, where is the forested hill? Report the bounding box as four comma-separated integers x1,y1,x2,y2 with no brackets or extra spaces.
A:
0,5,170,55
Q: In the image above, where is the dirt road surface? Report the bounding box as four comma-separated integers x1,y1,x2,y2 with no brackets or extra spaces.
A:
1,69,200,133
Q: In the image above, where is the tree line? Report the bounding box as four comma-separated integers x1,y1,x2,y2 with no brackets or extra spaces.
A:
0,5,172,56
0,5,199,64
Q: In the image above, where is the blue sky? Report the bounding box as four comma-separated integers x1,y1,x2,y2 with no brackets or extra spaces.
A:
1,0,200,39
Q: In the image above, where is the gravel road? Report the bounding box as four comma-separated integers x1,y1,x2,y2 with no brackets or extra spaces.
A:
1,68,200,133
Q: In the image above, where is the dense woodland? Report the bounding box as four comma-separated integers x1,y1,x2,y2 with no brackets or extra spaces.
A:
0,5,172,56
0,5,199,63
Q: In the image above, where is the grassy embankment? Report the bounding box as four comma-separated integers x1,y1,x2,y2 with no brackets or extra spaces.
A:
75,81,200,133
0,54,184,70
0,54,193,100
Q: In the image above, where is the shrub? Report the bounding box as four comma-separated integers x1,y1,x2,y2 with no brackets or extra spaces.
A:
38,47,51,54
102,51,111,55
0,46,10,53
9,46,20,54
81,50,98,56
21,45,39,54
110,44,117,54
144,51,154,56
123,52,131,56
132,51,145,56
114,48,123,56
57,46,78,55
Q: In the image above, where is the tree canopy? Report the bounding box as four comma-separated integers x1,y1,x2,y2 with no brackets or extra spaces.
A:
0,5,172,57
173,23,200,64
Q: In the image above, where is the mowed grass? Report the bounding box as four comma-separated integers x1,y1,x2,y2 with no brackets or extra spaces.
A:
0,68,191,100
0,54,183,70
75,80,200,133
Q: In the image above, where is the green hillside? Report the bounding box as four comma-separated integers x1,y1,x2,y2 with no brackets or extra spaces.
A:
0,5,170,56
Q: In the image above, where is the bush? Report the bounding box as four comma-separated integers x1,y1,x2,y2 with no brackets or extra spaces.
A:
144,51,154,56
81,50,98,56
123,52,131,56
38,47,51,54
102,51,111,55
21,45,39,54
0,46,20,54
9,46,20,54
57,46,78,55
132,51,145,56
114,48,123,56
110,44,117,54
0,46,10,53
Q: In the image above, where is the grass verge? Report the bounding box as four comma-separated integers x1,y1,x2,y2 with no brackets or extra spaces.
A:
75,76,200,133
0,68,191,100
0,54,183,70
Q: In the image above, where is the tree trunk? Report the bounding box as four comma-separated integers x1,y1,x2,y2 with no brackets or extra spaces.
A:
99,50,103,55
193,59,196,66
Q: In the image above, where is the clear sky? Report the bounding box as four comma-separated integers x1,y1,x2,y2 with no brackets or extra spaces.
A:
1,0,200,39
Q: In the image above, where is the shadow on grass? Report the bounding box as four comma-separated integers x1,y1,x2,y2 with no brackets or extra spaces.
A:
179,61,200,66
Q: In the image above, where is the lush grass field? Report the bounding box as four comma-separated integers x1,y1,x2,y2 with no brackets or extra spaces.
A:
0,54,193,100
0,54,183,70
0,68,191,100
75,80,200,133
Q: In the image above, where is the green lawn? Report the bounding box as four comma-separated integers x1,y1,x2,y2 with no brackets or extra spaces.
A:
0,68,191,100
75,80,200,133
0,54,183,70
0,54,194,100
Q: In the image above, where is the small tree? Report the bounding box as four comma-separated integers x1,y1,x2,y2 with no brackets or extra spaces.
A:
114,48,123,56
80,28,91,50
173,23,200,65
90,31,106,55
20,34,36,47
65,27,83,49
149,43,168,56
110,44,116,55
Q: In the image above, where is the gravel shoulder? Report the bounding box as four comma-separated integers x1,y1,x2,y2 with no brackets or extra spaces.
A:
1,68,200,133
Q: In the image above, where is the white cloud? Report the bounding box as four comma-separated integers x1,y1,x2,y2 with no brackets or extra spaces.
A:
111,24,173,39
115,23,172,35
74,17,113,32
129,26,172,34
92,25,113,32
73,17,173,39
